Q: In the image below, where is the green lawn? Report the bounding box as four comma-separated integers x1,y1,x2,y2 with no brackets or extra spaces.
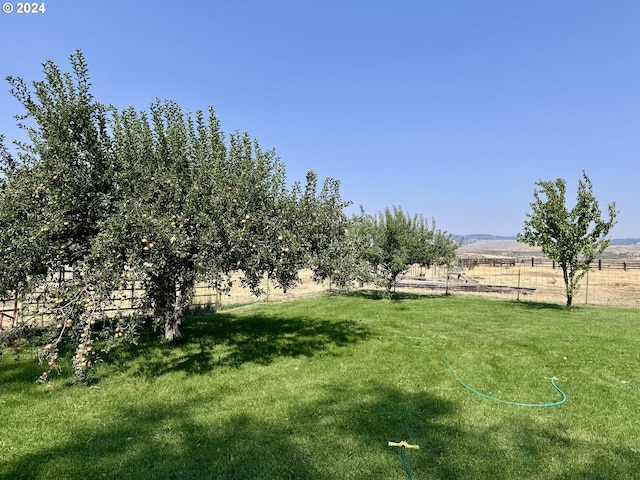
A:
1,293,639,479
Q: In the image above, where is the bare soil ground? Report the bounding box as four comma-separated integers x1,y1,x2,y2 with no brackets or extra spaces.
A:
3,242,638,328
401,240,640,308
0,269,332,329
191,269,330,308
458,239,640,260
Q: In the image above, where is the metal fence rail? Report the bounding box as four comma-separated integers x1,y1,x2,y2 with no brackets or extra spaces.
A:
403,258,640,308
0,268,332,329
457,257,640,271
2,257,639,329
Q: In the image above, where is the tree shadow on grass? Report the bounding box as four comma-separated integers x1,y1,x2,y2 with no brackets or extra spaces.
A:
0,395,333,480
390,291,444,301
332,289,443,302
0,353,46,392
3,380,638,480
103,310,371,380
2,378,456,479
290,380,464,478
292,379,640,479
327,289,387,300
504,420,640,480
507,300,568,311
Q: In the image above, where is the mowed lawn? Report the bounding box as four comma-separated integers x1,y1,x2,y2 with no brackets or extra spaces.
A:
1,293,639,479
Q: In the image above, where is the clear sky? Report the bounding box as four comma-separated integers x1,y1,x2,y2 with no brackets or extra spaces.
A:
1,1,638,237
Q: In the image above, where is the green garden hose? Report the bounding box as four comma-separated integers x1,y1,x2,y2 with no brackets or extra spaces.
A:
389,441,418,480
440,355,567,407
401,445,413,480
385,327,567,478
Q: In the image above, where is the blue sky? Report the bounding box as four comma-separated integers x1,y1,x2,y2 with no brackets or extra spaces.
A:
1,1,638,237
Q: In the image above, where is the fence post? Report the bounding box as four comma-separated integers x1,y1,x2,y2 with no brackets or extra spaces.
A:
531,257,534,267
584,270,589,305
598,259,602,270
445,272,450,296
623,261,627,271
516,267,521,302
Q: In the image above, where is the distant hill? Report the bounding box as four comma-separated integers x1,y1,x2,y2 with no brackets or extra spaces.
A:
453,234,517,245
453,234,640,247
609,238,640,246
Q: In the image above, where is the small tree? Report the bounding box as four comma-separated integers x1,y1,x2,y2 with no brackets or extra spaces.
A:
517,171,617,308
357,206,458,294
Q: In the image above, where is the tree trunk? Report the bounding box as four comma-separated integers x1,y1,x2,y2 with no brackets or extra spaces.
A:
561,266,573,309
158,278,189,342
386,275,395,297
164,306,183,341
11,289,19,328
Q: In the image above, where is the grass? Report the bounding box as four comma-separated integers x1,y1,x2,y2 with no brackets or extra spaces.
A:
1,292,639,479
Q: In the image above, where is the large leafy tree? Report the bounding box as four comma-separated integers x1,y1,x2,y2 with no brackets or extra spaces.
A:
290,171,355,289
517,171,617,308
0,53,117,381
0,51,351,382
89,102,318,342
0,139,48,297
356,205,459,294
0,52,113,296
88,100,226,342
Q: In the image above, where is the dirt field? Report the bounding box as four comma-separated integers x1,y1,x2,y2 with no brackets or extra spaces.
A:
3,241,639,328
0,269,333,329
454,264,638,307
400,240,640,308
458,239,640,260
190,269,331,308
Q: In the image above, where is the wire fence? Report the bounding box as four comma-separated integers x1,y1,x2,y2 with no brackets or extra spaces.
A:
2,256,639,329
0,268,333,330
401,257,640,308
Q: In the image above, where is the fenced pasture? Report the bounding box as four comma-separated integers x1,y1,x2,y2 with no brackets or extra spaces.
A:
0,269,331,330
402,258,640,308
2,255,639,329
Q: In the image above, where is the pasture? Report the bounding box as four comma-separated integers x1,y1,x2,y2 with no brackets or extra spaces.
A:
398,240,640,308
1,293,639,479
443,262,640,308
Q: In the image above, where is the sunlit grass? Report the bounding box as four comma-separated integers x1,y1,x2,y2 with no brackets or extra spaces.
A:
1,293,639,479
